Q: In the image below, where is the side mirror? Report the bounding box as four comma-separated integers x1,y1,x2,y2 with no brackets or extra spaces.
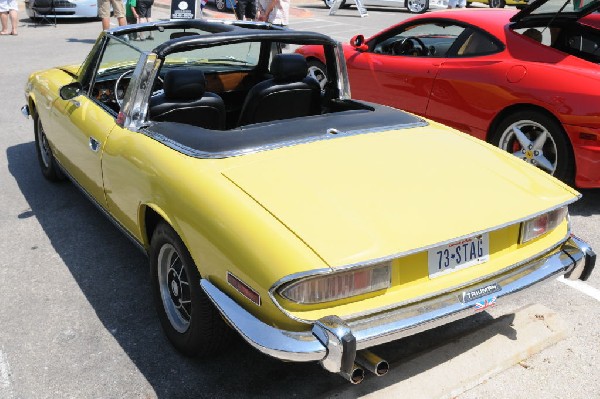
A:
350,34,368,51
59,82,83,101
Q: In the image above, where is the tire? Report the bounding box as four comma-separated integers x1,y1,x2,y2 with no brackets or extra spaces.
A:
323,0,346,9
34,113,64,181
307,59,328,91
406,0,429,13
488,0,505,8
215,0,226,11
151,222,231,357
490,110,574,184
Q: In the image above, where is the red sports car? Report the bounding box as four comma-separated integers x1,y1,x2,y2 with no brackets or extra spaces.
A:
297,0,600,188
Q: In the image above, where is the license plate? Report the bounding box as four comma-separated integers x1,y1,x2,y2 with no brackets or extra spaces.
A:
427,233,489,278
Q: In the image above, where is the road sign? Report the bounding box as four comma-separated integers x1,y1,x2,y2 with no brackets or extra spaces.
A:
171,0,197,19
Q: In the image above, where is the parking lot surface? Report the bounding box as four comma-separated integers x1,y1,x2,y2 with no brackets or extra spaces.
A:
0,2,599,398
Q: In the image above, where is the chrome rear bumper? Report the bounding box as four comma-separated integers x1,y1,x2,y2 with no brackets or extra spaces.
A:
200,235,595,376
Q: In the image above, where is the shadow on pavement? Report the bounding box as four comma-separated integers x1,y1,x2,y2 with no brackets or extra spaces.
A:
571,189,600,217
6,141,342,398
7,141,522,398
20,16,100,25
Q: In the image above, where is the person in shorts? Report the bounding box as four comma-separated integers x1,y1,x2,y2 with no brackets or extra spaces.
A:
125,0,139,40
257,0,289,27
0,0,18,35
136,0,154,39
98,0,126,30
234,0,256,21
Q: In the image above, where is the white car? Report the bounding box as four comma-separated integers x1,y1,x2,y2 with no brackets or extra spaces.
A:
322,0,447,14
25,0,110,19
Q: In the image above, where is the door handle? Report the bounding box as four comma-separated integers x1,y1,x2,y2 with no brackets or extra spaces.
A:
69,99,81,108
89,137,100,152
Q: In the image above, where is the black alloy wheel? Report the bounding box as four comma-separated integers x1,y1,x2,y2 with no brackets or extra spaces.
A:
151,222,232,357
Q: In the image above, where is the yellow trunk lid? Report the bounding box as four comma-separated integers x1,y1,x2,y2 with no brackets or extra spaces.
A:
223,126,578,268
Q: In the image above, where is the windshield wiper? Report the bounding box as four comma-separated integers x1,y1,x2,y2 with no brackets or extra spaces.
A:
98,64,135,75
202,57,251,65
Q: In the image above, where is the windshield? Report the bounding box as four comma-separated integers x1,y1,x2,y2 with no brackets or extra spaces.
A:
97,38,141,77
164,42,261,70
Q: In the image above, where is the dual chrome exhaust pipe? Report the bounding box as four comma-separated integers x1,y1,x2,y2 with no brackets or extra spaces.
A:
339,350,389,384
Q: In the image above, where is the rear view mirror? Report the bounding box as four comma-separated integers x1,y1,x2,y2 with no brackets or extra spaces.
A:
170,31,199,39
350,34,368,51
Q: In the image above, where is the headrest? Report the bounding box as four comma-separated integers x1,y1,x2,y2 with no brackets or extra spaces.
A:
522,28,542,43
163,68,206,101
270,54,308,83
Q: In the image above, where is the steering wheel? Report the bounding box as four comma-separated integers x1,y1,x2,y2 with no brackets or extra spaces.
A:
115,69,134,108
115,70,164,108
392,36,428,56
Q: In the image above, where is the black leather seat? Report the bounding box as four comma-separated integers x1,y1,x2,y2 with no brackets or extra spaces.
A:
150,69,226,130
237,53,321,127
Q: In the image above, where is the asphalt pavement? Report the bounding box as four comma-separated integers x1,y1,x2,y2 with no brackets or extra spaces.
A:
0,2,599,398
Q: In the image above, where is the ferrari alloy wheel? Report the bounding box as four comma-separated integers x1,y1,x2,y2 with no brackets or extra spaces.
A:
215,0,226,11
488,0,505,7
406,0,429,13
492,110,574,184
307,60,328,90
34,113,63,181
151,222,231,357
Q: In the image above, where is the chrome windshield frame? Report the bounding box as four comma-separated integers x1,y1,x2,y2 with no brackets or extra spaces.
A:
119,51,161,131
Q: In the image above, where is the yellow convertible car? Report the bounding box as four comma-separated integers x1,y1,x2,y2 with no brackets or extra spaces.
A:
23,20,595,383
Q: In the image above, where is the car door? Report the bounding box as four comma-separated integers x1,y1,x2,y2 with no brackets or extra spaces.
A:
50,36,141,205
425,28,505,138
347,51,436,116
51,97,117,203
348,22,467,116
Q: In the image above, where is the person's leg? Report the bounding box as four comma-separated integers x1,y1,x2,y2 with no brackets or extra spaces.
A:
138,2,152,38
9,9,17,34
126,14,136,39
234,0,245,20
98,0,111,29
145,15,153,39
135,2,145,39
0,12,9,34
246,0,256,20
111,0,126,26
145,3,152,24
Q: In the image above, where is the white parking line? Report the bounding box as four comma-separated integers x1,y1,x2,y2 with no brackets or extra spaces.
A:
557,276,600,302
0,348,13,399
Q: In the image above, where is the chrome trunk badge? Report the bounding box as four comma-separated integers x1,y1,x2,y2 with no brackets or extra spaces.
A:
460,283,502,303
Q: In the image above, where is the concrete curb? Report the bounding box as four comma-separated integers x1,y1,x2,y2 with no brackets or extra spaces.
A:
329,303,567,399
